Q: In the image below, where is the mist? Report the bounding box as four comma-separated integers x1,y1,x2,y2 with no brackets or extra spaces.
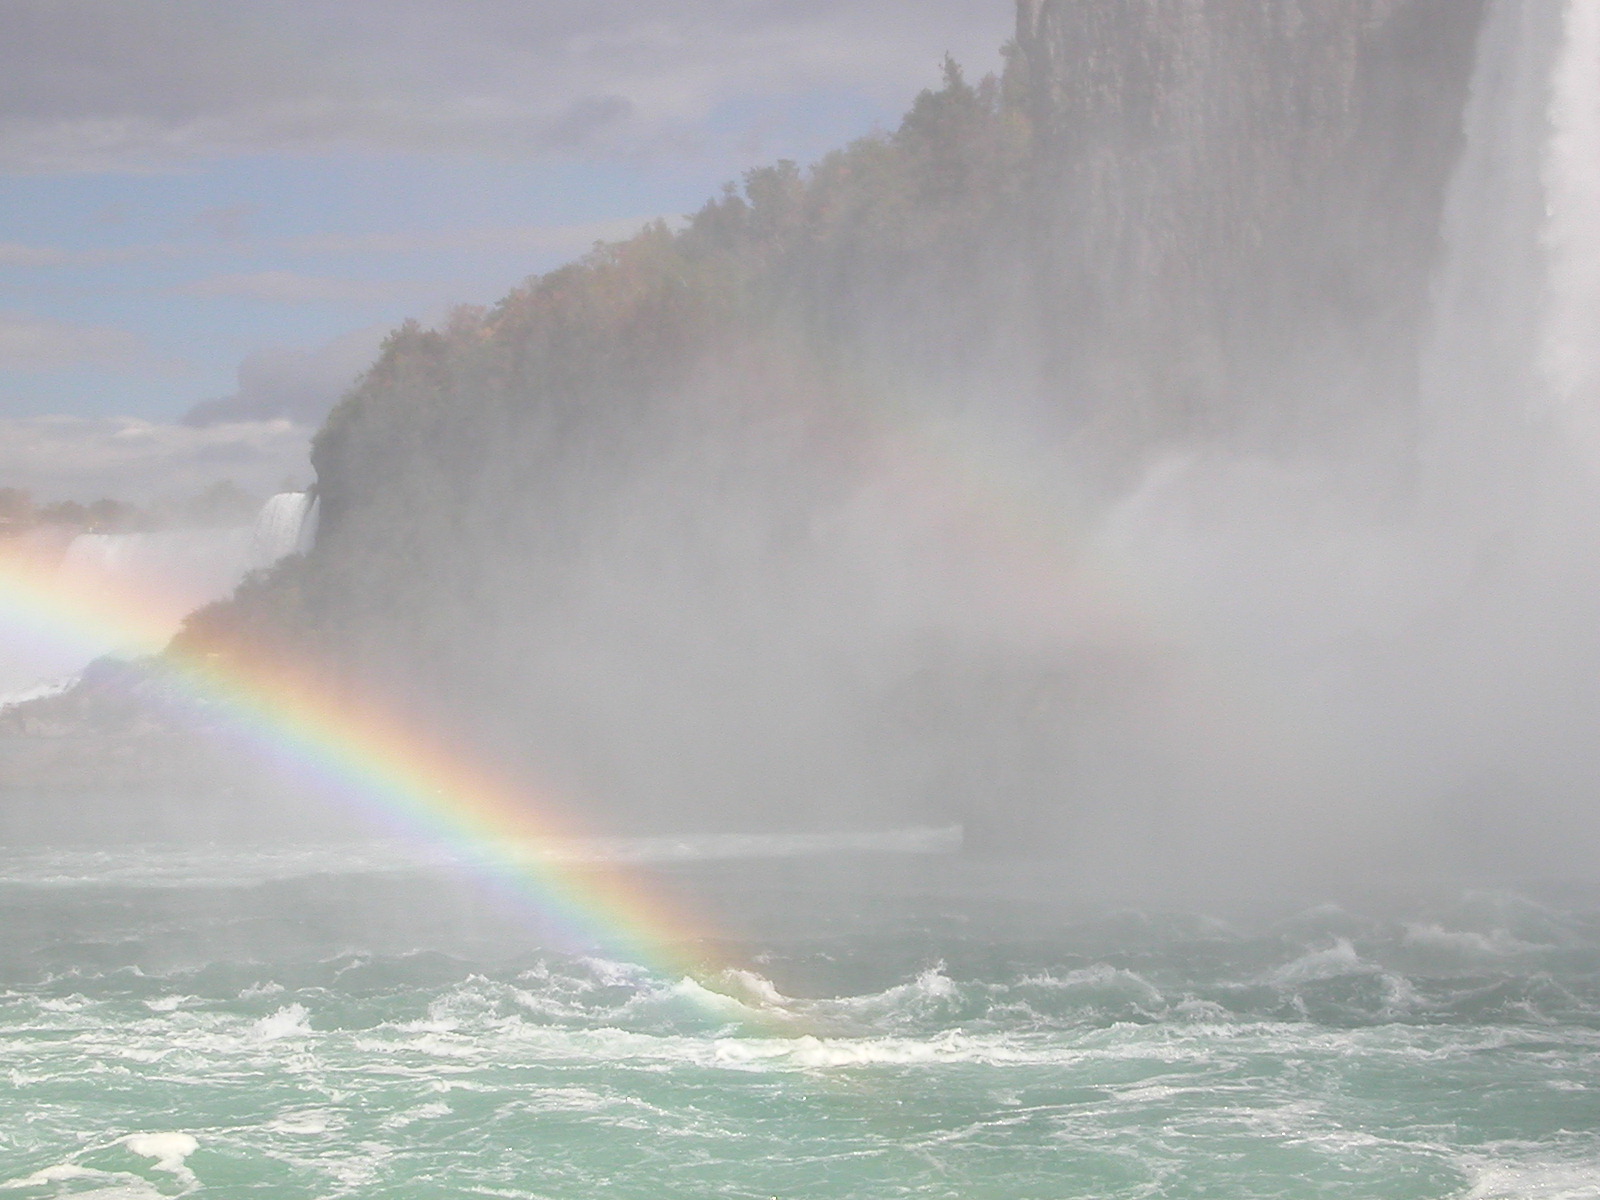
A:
156,0,1584,908
10,0,1598,910
7,3,1600,1195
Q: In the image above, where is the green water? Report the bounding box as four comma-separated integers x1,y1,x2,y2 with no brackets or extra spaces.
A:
1,842,1596,1198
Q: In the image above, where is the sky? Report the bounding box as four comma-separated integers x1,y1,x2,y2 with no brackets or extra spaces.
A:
0,0,1009,504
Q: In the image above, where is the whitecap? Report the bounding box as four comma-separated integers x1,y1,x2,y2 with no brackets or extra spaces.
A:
123,1132,198,1178
251,1003,311,1041
1402,922,1542,959
380,1101,450,1129
1265,937,1378,985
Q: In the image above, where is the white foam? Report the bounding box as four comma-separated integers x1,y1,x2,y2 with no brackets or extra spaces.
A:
1265,938,1377,985
379,1101,451,1130
251,1003,311,1041
648,975,772,1023
1464,1152,1600,1199
123,1132,198,1175
1,1136,199,1198
707,1029,1085,1070
711,967,790,1009
0,674,77,710
265,1108,340,1136
1019,964,1165,1007
0,1162,120,1189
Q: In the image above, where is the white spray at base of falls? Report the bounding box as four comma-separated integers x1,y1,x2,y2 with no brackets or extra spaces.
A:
0,491,318,704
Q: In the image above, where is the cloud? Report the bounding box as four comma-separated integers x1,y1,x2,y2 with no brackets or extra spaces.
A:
0,1,1008,172
192,203,257,241
0,414,312,505
0,239,183,268
183,324,390,427
0,311,146,371
0,216,658,280
280,215,657,258
0,242,71,267
176,270,414,305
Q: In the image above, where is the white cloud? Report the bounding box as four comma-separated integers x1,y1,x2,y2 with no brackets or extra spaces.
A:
0,242,70,267
0,414,312,505
281,215,657,259
176,270,414,305
183,324,390,427
0,312,147,372
0,216,660,282
0,1,1009,173
0,240,185,268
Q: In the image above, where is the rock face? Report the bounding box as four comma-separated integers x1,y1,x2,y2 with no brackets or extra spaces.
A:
162,0,1485,841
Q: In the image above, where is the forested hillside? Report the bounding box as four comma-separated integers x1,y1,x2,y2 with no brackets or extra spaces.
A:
179,0,1486,840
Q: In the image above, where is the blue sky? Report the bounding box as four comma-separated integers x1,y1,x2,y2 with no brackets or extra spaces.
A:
0,0,1008,502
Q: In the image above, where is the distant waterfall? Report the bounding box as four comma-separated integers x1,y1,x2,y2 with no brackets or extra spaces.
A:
57,490,315,621
1,491,317,704
249,490,317,569
58,527,255,624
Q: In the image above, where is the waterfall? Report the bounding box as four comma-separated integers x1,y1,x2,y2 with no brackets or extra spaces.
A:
56,490,315,625
249,490,317,569
1420,0,1600,517
1396,0,1600,868
1542,0,1600,463
1072,0,1600,885
1,491,318,704
58,528,254,616
1417,0,1561,521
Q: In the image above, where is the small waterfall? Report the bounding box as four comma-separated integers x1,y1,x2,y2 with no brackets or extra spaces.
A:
1,490,318,704
249,490,317,570
55,490,315,628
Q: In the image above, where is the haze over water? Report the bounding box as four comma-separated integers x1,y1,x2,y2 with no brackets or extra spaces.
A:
4,0,1600,1196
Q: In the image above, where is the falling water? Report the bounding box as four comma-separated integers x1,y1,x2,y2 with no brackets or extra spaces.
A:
248,490,317,569
0,492,317,703
1420,0,1600,517
1542,0,1600,463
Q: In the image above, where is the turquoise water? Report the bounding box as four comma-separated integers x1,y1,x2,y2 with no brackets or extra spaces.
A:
1,841,1597,1198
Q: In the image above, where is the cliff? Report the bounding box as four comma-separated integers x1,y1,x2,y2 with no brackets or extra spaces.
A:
164,0,1486,838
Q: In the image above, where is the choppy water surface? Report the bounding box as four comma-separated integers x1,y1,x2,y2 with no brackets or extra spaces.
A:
1,839,1597,1199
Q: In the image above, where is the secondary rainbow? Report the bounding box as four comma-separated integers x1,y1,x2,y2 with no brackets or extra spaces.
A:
0,540,715,982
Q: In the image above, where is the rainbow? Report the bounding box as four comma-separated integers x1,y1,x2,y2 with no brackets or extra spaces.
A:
0,539,716,985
